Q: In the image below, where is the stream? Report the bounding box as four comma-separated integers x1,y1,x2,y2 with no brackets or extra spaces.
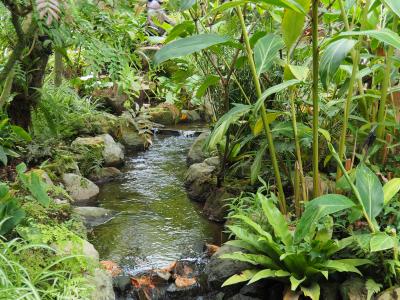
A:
89,129,222,275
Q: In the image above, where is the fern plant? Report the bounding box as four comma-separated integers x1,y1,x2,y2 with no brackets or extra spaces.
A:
222,192,371,300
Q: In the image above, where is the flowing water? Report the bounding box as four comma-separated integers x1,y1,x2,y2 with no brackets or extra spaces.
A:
90,130,222,275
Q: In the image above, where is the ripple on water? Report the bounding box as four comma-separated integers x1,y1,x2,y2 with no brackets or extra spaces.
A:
89,133,222,275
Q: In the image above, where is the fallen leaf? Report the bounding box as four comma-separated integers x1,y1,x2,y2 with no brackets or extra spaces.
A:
162,261,177,273
131,276,156,289
175,276,197,288
100,260,122,277
205,244,220,257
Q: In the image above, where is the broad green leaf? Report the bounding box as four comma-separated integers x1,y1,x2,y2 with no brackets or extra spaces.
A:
254,34,284,77
210,0,247,15
0,146,7,166
282,0,311,53
318,128,331,142
249,269,289,284
370,232,394,252
230,214,273,241
258,0,306,14
0,118,9,131
165,21,195,43
206,104,251,149
154,34,230,64
196,75,220,98
227,225,267,253
356,163,384,219
295,194,355,243
320,39,357,90
340,29,400,50
284,64,309,81
383,0,400,18
301,283,320,300
169,0,195,10
334,259,372,267
252,112,284,136
28,173,51,207
11,125,32,142
324,260,362,275
224,240,258,253
260,193,293,246
290,276,306,290
222,269,258,287
220,252,279,269
383,178,400,205
255,80,301,112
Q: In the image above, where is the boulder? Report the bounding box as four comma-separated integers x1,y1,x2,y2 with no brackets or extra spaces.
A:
204,156,220,169
184,162,216,202
205,245,252,290
203,188,233,222
73,206,117,227
89,268,116,300
99,134,124,166
89,167,122,183
187,132,210,166
181,110,201,123
118,112,147,150
83,112,120,137
376,287,400,300
55,239,99,261
149,104,179,125
62,173,99,203
340,277,367,300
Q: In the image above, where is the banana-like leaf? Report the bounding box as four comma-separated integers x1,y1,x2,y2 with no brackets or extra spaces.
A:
370,232,395,252
356,163,384,219
206,104,251,149
249,269,290,285
260,193,293,246
282,0,311,54
340,29,400,50
196,75,220,98
154,34,230,64
254,34,284,77
11,125,32,142
383,178,400,205
220,252,280,269
284,64,309,81
222,269,258,287
319,39,357,90
250,141,268,185
254,80,301,112
252,112,285,136
294,194,355,243
383,0,400,18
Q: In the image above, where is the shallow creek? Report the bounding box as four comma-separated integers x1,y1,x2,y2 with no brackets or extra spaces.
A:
89,129,222,275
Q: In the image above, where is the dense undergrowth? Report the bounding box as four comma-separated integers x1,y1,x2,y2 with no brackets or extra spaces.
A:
0,0,399,298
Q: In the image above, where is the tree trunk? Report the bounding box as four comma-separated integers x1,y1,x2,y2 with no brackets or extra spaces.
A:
8,40,50,130
54,50,63,87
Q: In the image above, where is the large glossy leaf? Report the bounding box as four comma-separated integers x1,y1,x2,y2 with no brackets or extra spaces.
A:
383,0,400,18
222,269,258,287
260,193,293,246
254,80,301,112
220,252,279,269
254,34,284,77
290,276,306,290
258,0,306,14
383,178,400,205
370,232,395,252
340,29,400,50
282,0,311,53
324,260,362,275
11,125,32,142
249,269,289,285
206,104,251,149
165,21,195,43
356,163,384,219
196,75,220,98
154,34,230,64
252,112,285,136
319,39,357,90
294,194,355,243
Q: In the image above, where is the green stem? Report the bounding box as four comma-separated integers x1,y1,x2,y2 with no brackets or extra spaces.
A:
377,15,399,140
311,0,320,198
54,50,64,87
236,6,286,214
0,67,15,110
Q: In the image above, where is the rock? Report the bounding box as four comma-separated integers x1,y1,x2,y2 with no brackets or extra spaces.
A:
62,173,99,203
149,104,179,125
73,206,116,227
340,277,367,300
153,270,172,283
113,275,132,296
89,268,116,300
187,132,210,166
174,276,196,288
184,162,216,202
376,287,400,300
203,187,233,222
89,167,122,183
55,239,99,261
83,112,120,137
72,134,124,167
205,244,220,257
100,134,125,166
204,156,220,169
181,110,201,122
118,112,147,150
228,295,262,300
205,245,252,290
166,282,201,300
